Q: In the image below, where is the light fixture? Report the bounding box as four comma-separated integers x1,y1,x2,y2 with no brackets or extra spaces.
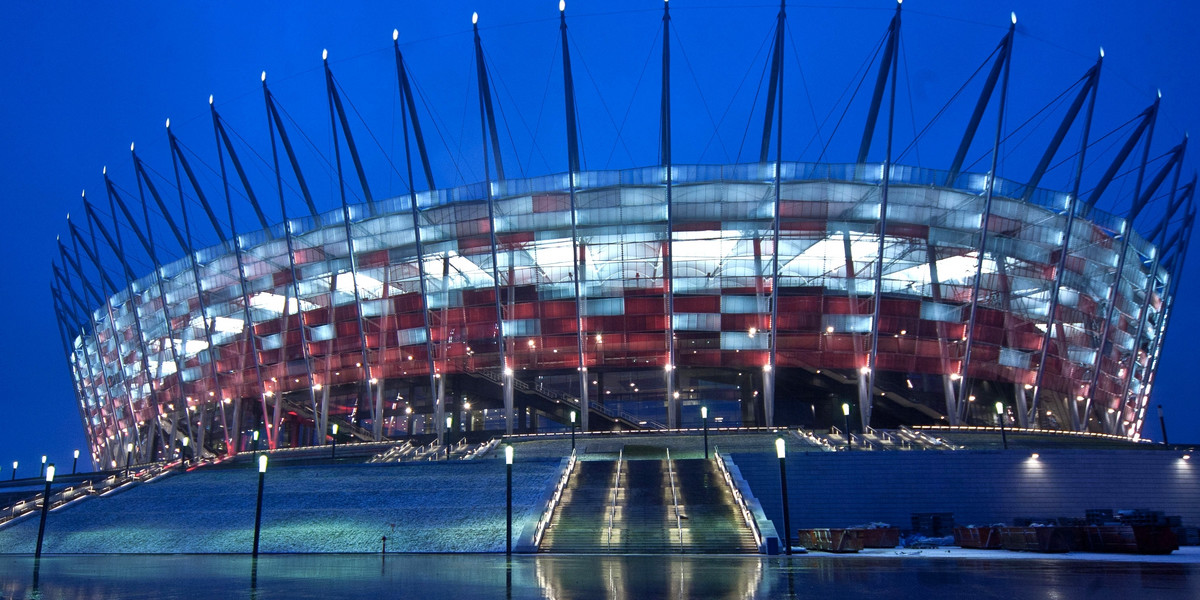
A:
259,455,269,473
775,438,786,459
505,445,513,465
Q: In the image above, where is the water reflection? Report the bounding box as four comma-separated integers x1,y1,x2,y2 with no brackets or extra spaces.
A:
0,554,1195,599
535,555,763,600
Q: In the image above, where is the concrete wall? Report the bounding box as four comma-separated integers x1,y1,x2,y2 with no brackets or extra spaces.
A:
731,449,1199,535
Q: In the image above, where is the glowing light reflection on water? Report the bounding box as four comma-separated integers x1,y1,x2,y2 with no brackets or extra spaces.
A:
0,554,1197,599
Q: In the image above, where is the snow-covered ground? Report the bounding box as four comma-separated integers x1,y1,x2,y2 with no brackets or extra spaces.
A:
796,546,1200,563
0,459,561,554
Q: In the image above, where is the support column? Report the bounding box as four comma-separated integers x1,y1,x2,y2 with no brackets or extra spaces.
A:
660,0,678,428
956,15,1014,424
560,3,590,433
211,99,271,452
864,0,902,432
473,14,512,433
263,76,320,447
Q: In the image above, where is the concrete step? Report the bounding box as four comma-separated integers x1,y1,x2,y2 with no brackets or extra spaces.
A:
540,457,758,554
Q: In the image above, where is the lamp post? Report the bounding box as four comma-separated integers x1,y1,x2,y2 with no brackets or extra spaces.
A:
775,438,792,555
11,461,16,481
701,406,709,460
505,445,514,555
72,450,80,475
252,454,268,557
842,402,852,450
181,437,190,467
40,455,47,479
330,423,339,459
569,410,576,451
34,463,55,559
995,401,1008,450
124,443,134,478
1158,405,1169,445
252,429,260,455
445,415,453,459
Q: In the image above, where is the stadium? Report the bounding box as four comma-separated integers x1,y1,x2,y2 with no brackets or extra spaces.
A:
51,1,1194,471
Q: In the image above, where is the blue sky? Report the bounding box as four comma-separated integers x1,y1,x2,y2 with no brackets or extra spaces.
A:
2,0,1197,470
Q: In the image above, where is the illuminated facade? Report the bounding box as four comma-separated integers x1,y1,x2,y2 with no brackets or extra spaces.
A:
52,3,1192,467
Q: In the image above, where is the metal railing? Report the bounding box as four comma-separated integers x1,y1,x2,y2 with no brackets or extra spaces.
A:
531,449,577,549
666,448,683,551
606,448,624,547
463,364,665,429
1,461,177,529
713,448,763,552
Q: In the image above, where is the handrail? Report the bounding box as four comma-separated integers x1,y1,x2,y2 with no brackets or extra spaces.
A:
606,448,624,547
713,448,763,551
532,449,577,548
462,364,666,429
666,448,683,551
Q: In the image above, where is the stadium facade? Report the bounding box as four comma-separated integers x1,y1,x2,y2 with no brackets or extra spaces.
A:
52,2,1194,467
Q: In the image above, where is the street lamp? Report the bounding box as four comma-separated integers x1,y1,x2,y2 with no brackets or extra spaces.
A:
996,402,1008,450
505,445,514,555
40,455,47,479
181,437,190,467
10,461,16,481
72,449,80,475
701,406,709,460
252,455,268,557
1158,405,1169,445
252,429,260,454
776,438,792,555
124,443,134,478
570,410,576,451
445,415,453,459
35,464,55,559
330,423,339,459
842,403,852,450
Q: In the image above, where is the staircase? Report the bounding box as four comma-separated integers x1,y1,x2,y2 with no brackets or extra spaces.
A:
538,454,758,554
673,459,759,553
538,460,619,552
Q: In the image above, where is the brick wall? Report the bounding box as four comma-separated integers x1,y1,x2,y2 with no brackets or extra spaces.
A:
730,449,1199,535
